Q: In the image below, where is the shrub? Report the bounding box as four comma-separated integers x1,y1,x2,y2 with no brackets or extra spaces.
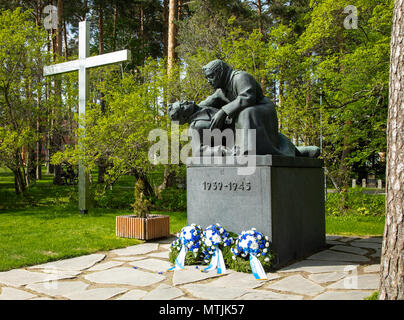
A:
326,188,385,216
153,187,186,211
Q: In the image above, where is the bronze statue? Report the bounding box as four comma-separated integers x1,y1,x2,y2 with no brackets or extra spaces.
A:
168,60,320,158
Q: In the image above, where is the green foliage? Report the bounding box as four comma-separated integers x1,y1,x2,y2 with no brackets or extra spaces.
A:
169,246,206,266
223,246,274,273
153,187,187,211
131,179,152,218
0,8,49,192
326,188,385,216
364,291,379,300
92,186,133,209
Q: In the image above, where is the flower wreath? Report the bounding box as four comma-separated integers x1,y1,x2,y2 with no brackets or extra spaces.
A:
201,224,233,274
168,224,203,270
230,228,272,280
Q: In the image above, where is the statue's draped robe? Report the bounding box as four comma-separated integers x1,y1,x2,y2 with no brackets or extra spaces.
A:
199,66,297,156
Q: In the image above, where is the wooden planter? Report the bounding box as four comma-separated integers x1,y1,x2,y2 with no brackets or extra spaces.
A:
116,214,170,240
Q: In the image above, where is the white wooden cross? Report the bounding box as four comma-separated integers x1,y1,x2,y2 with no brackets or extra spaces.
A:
44,21,131,213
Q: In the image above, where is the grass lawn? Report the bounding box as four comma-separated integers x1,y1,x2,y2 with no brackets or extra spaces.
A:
326,215,385,237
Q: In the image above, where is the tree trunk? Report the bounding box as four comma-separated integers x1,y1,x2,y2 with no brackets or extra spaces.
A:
163,0,168,57
53,0,64,185
112,3,117,51
167,0,177,78
98,4,104,55
97,3,108,184
379,0,404,300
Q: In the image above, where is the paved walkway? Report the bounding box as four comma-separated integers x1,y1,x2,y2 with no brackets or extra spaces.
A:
0,235,382,300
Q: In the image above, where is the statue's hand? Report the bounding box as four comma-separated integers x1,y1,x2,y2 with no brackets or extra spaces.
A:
209,109,226,130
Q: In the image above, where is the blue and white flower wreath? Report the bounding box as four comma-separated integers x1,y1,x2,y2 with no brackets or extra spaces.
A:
169,224,203,271
231,228,270,280
201,224,233,274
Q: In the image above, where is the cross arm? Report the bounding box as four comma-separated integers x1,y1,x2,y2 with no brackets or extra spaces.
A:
43,60,80,77
84,49,131,69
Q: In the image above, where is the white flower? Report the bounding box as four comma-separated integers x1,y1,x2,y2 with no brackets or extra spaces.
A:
185,232,192,240
250,242,259,250
265,242,269,247
265,236,269,241
264,257,269,262
205,240,212,247
212,234,222,244
257,235,262,240
263,248,268,253
219,228,224,234
232,256,236,260
193,248,198,253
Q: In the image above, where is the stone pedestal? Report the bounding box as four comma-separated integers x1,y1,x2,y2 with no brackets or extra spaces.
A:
186,155,326,268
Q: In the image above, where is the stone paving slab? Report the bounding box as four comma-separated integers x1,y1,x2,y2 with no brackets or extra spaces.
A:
207,271,277,289
172,266,224,286
84,267,165,287
129,258,172,273
115,289,148,300
142,284,184,300
327,274,380,290
370,249,381,258
112,256,144,262
313,290,373,300
0,269,80,287
350,241,382,249
363,264,380,273
0,287,37,300
64,287,128,300
88,261,124,271
329,245,369,256
239,290,303,300
148,251,170,259
181,283,249,300
308,272,347,284
307,250,370,263
111,243,159,256
26,280,89,297
278,260,358,274
265,275,324,296
28,254,105,272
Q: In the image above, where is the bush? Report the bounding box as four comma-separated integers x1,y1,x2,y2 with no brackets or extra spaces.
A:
93,186,133,209
153,187,186,211
326,188,385,216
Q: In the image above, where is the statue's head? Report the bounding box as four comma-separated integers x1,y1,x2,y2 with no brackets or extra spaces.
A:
168,100,197,125
202,59,231,89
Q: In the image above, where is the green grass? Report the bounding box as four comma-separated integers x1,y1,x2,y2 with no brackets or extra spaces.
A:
326,215,385,236
365,291,379,300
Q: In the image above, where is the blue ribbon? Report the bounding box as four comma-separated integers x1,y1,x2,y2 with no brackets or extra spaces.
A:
168,246,186,271
249,254,267,280
203,247,226,274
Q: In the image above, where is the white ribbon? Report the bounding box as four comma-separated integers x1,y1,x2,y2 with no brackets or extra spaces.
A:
203,247,226,274
249,254,267,280
168,246,186,271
